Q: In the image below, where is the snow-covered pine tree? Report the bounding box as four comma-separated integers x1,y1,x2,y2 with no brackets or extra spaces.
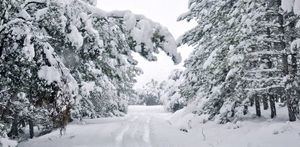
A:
278,0,300,121
231,0,300,121
178,0,300,123
246,0,300,121
0,0,181,139
161,69,186,112
178,0,250,123
0,0,78,138
33,0,181,118
240,0,284,119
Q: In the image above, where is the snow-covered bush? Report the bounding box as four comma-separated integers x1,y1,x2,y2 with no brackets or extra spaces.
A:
161,69,186,112
137,79,163,106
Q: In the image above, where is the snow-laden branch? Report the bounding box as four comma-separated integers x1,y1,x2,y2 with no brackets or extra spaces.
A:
76,0,181,64
108,10,182,64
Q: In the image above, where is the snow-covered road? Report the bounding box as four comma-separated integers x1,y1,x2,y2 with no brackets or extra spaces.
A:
18,105,300,147
19,106,198,147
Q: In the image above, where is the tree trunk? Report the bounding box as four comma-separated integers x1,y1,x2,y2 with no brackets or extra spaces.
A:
287,95,296,121
8,114,19,138
243,105,248,115
1,101,11,121
280,95,285,103
254,94,261,117
29,119,34,138
291,54,300,119
250,96,254,107
263,94,269,110
278,8,296,121
289,11,300,119
269,94,276,118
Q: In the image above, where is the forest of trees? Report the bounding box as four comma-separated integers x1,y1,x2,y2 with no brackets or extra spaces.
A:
163,0,300,124
1,0,300,145
134,79,163,106
0,0,180,140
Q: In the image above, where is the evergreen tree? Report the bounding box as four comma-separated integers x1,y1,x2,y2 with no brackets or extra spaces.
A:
161,69,186,112
178,0,248,123
138,79,162,106
178,0,300,123
0,0,181,139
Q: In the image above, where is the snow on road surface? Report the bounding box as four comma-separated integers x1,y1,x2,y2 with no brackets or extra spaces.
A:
19,105,300,147
19,106,197,147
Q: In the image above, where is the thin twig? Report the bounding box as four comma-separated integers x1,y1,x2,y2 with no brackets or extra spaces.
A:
202,127,206,141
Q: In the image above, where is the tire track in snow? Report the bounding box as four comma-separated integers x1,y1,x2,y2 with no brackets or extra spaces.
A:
115,115,139,147
129,115,139,139
115,116,138,147
119,115,152,147
115,114,153,147
142,116,152,146
115,124,129,147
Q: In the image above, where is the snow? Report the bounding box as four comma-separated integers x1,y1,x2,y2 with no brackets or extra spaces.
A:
229,54,244,66
159,27,182,64
101,9,181,63
18,9,32,20
295,0,300,14
19,106,197,147
203,23,212,32
82,0,97,5
282,0,300,14
17,106,159,147
226,67,239,80
67,25,83,49
169,105,300,147
123,12,137,31
291,38,300,53
38,66,61,84
80,81,95,96
0,137,18,147
131,19,153,52
17,105,300,147
22,29,35,61
109,11,181,64
34,8,48,20
203,48,218,69
281,0,294,13
43,44,58,65
69,1,181,64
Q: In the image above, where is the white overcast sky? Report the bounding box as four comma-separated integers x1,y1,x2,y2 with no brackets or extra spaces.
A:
97,0,195,88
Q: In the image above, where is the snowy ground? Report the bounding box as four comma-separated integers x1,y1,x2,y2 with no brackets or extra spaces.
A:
19,105,300,147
